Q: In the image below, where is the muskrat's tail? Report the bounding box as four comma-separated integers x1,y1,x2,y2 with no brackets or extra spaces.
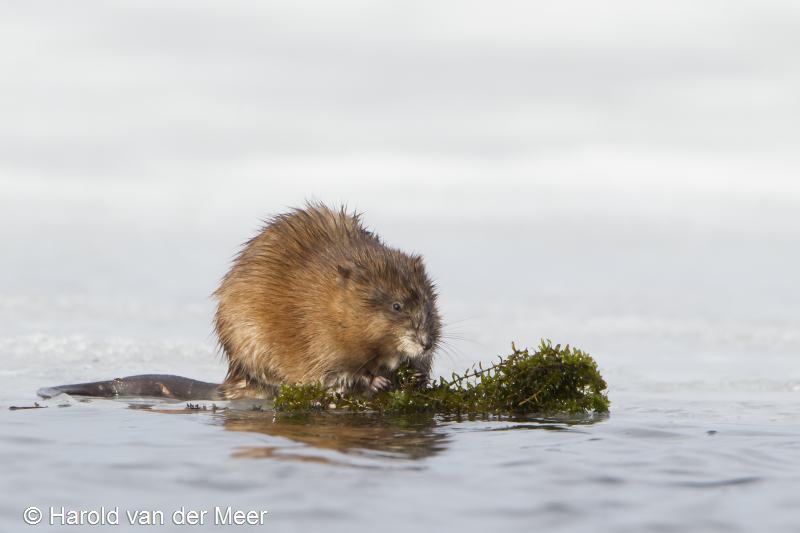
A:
37,374,222,401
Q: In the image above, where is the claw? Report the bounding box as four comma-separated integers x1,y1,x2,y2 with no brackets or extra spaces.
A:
369,375,392,393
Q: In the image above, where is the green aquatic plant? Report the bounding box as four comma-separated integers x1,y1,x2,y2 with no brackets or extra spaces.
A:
273,341,609,416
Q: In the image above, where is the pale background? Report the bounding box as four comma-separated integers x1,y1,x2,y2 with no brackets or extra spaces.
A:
3,1,798,398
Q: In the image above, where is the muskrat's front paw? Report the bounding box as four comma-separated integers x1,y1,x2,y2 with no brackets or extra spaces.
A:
369,375,392,393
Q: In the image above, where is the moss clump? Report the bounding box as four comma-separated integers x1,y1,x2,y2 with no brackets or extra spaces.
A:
273,340,609,416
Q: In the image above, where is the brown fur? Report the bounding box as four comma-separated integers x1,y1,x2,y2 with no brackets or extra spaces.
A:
214,203,441,400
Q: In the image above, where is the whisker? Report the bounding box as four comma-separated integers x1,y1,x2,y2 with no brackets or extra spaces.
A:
440,334,477,342
434,341,467,367
441,317,480,327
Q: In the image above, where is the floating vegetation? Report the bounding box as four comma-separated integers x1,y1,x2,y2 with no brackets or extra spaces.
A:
273,341,609,416
185,403,226,412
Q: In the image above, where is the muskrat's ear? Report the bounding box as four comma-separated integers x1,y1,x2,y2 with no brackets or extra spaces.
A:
412,255,424,271
338,262,369,283
337,265,352,280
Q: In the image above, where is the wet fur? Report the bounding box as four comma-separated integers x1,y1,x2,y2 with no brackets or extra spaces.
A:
215,203,441,399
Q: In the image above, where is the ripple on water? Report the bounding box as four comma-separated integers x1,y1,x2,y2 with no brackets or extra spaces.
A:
669,476,763,488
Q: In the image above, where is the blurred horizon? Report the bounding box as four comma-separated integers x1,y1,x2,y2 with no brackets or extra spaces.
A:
2,1,799,170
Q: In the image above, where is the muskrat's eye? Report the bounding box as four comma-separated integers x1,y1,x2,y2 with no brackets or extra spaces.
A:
392,302,402,312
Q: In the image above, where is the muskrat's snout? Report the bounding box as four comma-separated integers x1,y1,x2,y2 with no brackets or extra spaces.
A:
417,318,440,353
418,332,434,351
405,313,440,358
400,332,433,358
395,314,439,360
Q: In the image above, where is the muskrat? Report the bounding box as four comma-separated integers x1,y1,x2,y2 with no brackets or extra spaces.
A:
216,203,441,399
38,204,441,401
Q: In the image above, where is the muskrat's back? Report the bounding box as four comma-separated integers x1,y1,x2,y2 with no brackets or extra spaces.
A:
215,204,441,399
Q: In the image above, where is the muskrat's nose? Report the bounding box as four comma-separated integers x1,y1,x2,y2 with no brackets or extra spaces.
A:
420,335,433,351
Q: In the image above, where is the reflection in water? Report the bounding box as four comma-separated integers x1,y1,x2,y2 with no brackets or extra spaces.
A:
140,402,606,464
139,403,448,462
222,411,448,462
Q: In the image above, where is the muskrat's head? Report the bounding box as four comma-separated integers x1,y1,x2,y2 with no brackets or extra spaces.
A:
337,251,441,364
